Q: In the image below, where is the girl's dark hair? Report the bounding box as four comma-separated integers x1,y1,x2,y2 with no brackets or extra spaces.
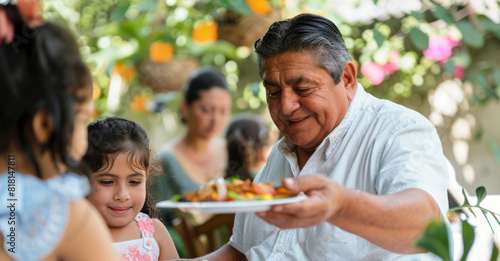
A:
0,4,92,177
82,117,160,219
225,114,273,181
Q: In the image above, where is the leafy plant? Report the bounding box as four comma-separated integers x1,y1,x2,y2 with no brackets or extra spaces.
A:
416,186,500,260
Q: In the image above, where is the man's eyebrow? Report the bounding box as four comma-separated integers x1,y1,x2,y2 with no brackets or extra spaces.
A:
285,76,317,86
263,80,278,87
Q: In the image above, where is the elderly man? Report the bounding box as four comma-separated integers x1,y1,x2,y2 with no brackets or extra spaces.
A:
191,13,450,260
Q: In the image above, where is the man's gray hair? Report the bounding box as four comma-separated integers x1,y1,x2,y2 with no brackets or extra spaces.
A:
254,13,352,84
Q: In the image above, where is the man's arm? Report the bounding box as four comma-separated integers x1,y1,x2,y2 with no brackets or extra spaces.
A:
174,244,247,261
256,175,439,254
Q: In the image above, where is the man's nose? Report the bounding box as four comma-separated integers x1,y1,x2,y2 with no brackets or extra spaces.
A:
279,89,300,116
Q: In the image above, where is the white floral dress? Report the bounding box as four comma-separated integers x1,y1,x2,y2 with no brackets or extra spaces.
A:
112,212,160,261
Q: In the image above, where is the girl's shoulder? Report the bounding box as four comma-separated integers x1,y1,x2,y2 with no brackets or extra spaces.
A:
151,217,180,260
0,172,90,260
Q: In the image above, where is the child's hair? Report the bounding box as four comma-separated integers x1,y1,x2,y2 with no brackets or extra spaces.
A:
82,117,160,219
0,4,92,177
225,113,274,180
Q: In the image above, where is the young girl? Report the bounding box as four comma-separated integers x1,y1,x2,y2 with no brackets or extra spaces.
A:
225,113,277,181
0,4,119,261
82,117,179,261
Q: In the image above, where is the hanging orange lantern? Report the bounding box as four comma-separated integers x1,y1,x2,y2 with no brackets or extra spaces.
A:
246,0,271,15
192,22,218,44
149,41,174,63
113,62,136,83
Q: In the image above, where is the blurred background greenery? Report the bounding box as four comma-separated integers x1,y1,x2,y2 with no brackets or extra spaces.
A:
40,0,500,194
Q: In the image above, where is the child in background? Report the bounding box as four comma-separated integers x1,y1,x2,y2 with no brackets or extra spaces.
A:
82,117,179,261
0,4,119,261
225,113,277,181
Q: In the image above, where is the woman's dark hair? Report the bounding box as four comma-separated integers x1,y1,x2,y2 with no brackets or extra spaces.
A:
183,67,229,106
225,113,273,181
82,117,160,219
254,13,352,84
0,4,92,177
180,67,230,123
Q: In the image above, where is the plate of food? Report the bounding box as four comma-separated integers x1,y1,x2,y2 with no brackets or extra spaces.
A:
156,177,307,213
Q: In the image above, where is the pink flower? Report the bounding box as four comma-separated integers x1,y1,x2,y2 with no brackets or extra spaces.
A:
381,61,399,75
453,65,465,79
361,62,385,85
383,50,400,75
137,218,154,235
423,35,461,62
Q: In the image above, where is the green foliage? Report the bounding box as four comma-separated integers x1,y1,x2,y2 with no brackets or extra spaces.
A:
409,27,429,51
457,21,484,48
432,4,455,25
417,187,500,260
415,219,451,261
460,220,475,261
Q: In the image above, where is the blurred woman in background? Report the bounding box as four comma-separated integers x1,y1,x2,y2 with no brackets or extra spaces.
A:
152,67,232,223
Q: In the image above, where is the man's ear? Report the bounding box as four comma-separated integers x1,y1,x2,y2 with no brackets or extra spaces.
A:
341,60,357,101
31,109,53,145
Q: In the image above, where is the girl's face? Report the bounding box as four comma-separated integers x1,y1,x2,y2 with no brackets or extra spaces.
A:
87,152,147,229
183,88,231,139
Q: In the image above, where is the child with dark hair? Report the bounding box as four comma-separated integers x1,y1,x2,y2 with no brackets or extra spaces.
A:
82,117,179,261
225,113,277,181
0,3,119,261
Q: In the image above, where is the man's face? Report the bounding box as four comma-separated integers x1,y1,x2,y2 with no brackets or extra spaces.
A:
262,50,356,152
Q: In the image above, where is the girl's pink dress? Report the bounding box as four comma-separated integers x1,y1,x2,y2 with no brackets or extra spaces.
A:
112,212,160,261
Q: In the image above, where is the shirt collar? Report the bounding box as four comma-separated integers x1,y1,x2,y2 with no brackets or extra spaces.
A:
278,83,367,158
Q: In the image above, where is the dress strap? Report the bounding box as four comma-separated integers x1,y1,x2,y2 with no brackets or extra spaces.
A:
135,212,155,251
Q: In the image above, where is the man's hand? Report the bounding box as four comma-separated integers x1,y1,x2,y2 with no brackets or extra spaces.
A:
256,174,347,228
255,174,439,254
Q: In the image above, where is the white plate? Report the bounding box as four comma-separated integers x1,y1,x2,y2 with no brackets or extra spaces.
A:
156,195,307,214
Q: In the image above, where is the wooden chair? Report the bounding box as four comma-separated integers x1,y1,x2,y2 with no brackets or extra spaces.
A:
173,213,235,258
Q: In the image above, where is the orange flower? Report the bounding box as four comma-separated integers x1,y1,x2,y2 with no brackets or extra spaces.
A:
192,22,218,44
149,41,174,63
92,82,101,100
131,93,150,114
246,0,271,15
113,62,136,82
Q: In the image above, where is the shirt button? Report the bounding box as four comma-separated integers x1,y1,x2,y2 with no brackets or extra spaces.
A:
276,246,282,252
